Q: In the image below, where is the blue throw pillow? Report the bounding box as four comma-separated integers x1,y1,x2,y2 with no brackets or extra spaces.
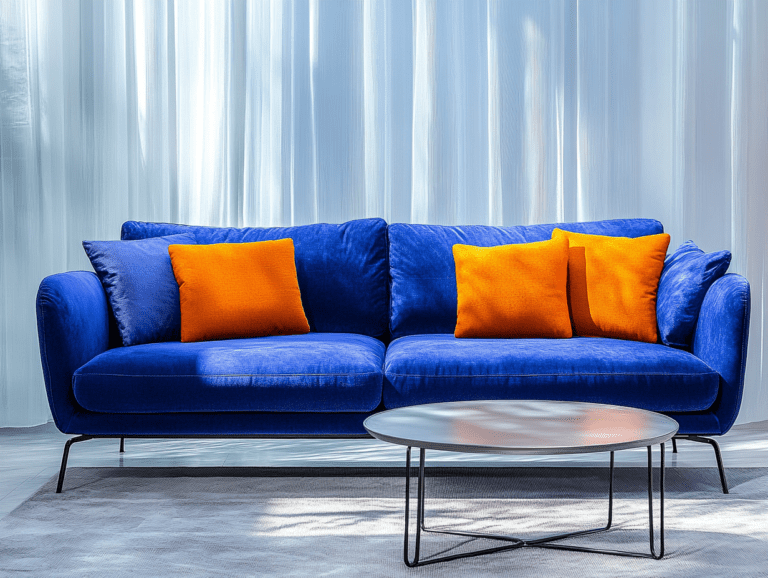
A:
83,234,197,346
656,240,731,347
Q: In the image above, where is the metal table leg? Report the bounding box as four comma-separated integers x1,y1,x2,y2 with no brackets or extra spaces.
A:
404,447,523,567
400,444,666,566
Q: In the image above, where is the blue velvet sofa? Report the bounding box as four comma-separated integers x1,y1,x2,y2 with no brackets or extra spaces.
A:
36,218,750,493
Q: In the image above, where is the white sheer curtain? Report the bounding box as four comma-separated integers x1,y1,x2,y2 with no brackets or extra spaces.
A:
1,0,767,427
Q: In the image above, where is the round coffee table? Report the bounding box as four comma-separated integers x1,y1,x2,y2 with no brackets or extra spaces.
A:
363,400,678,566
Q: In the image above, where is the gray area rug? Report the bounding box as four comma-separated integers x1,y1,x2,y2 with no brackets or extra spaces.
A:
1,466,766,577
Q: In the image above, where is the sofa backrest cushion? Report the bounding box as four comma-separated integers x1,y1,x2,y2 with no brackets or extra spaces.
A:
388,218,664,339
122,218,389,339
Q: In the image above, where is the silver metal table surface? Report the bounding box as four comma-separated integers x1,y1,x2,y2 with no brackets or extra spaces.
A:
363,400,679,566
363,399,679,455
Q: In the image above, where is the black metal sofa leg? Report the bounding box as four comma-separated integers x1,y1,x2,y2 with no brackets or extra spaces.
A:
56,435,92,493
120,437,125,453
673,435,729,494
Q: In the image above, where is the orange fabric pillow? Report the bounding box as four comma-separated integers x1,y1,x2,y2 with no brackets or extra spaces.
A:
168,239,310,343
551,229,671,343
453,237,572,339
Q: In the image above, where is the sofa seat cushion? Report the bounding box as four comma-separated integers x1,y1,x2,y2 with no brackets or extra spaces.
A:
383,334,719,413
73,334,385,413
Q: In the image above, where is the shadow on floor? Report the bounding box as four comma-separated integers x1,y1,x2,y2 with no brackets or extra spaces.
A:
58,465,767,498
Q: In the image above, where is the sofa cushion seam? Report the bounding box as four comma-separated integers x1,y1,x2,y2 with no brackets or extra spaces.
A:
74,371,382,378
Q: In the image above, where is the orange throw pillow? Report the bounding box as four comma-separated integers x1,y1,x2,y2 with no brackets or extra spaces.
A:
453,237,572,339
551,229,671,343
168,239,310,343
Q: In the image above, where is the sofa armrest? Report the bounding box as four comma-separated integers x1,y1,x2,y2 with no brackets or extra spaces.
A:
36,272,112,432
692,273,751,434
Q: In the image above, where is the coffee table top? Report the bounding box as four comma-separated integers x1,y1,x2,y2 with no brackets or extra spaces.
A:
363,400,678,455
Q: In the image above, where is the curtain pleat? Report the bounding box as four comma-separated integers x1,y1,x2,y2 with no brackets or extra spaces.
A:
1,0,767,426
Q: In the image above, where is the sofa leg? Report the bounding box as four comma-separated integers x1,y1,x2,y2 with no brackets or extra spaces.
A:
671,438,677,453
119,437,125,453
674,435,728,494
56,435,92,493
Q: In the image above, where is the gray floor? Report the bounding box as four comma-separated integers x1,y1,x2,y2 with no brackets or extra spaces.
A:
2,419,767,520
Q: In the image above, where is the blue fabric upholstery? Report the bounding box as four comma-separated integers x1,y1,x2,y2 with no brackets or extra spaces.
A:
73,334,385,413
62,410,373,436
666,412,721,436
57,409,718,438
657,241,731,348
54,409,719,438
83,234,197,346
121,218,389,339
388,218,664,338
692,274,751,434
383,334,719,412
36,272,111,431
